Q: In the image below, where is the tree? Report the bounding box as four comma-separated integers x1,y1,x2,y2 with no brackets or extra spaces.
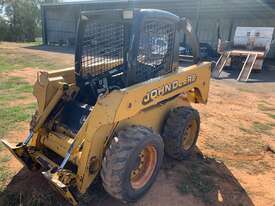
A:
0,16,11,40
0,0,42,42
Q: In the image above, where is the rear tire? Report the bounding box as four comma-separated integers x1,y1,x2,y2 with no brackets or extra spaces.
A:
162,107,200,160
101,126,164,203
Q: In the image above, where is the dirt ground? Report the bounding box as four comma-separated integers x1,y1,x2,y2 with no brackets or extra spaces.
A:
0,43,275,206
0,42,74,68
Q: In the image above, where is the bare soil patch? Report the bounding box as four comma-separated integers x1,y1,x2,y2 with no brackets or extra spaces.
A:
0,42,73,68
6,67,38,84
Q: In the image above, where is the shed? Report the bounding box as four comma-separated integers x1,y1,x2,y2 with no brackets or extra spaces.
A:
41,0,275,57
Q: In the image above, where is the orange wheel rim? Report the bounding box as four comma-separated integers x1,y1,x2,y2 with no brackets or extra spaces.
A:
181,119,198,150
130,145,157,190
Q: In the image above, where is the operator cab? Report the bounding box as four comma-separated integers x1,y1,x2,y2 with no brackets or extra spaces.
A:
74,9,182,105
50,9,199,136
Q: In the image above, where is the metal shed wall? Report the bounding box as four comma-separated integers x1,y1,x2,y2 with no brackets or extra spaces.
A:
41,0,275,57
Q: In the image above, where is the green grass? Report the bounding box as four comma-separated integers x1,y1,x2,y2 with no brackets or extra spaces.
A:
0,166,11,191
0,104,36,138
0,59,12,72
259,100,272,106
0,43,59,197
0,167,9,182
0,75,36,195
238,87,255,93
0,50,53,72
0,190,60,206
0,155,11,163
0,88,35,189
252,121,273,135
257,101,275,130
0,49,64,72
0,76,35,137
30,39,43,46
0,77,32,92
240,121,274,141
177,162,216,204
239,126,254,134
228,160,271,175
266,113,275,120
0,143,4,152
258,104,275,112
0,75,36,150
0,76,33,105
267,122,275,127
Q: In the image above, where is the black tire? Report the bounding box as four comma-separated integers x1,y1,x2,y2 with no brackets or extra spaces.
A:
162,107,200,160
101,126,164,203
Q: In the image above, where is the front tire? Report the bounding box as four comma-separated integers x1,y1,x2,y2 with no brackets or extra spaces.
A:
162,107,200,160
101,126,164,203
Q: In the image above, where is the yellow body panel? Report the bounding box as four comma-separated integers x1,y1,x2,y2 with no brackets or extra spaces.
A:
75,62,211,193
41,132,74,161
2,62,211,205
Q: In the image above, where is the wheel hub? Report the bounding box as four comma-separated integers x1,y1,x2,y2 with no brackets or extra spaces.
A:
130,145,157,190
181,119,198,150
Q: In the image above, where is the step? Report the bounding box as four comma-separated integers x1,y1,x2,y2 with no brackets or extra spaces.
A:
237,53,258,82
212,52,231,78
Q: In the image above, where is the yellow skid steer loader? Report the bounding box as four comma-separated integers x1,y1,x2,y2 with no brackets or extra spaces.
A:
2,9,211,205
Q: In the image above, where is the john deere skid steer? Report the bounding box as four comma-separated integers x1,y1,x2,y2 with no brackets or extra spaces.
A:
2,9,211,205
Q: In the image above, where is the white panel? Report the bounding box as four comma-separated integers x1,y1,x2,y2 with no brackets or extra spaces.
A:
233,27,274,49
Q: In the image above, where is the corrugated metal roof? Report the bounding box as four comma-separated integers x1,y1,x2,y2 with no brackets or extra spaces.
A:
42,0,275,18
42,0,275,9
41,0,275,52
42,0,143,6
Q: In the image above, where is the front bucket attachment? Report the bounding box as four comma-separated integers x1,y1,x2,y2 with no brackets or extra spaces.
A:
1,139,79,205
42,171,78,205
1,139,30,168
